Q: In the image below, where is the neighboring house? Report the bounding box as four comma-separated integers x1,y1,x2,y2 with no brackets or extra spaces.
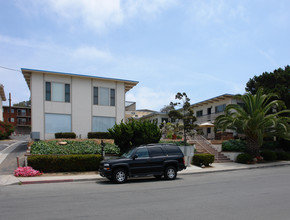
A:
125,101,157,121
0,84,6,121
138,111,169,127
192,94,241,139
137,94,241,140
3,106,31,134
21,68,138,140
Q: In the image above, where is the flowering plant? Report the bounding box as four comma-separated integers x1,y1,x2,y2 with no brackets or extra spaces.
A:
14,166,43,177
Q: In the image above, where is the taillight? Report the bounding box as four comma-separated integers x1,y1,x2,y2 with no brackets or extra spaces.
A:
183,157,185,165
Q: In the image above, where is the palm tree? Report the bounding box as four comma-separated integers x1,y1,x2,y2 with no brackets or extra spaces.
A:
215,89,290,157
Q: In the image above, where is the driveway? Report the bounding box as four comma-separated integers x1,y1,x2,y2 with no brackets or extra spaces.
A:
0,136,29,175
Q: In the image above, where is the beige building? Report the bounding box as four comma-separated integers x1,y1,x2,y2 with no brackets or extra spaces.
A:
192,94,241,139
125,102,156,121
22,68,138,140
0,84,6,121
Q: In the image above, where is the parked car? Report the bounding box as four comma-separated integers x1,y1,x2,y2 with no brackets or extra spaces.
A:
99,143,186,183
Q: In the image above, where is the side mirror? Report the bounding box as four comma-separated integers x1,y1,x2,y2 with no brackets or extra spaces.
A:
132,154,138,160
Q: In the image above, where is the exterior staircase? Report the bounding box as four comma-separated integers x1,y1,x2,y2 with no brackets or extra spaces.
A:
189,134,232,163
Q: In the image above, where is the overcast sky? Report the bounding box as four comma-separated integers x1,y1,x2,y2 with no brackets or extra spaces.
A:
0,0,289,110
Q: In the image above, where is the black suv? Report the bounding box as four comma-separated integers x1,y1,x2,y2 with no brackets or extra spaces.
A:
99,144,186,183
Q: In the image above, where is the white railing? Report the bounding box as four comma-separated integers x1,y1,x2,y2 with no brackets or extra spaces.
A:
193,134,219,161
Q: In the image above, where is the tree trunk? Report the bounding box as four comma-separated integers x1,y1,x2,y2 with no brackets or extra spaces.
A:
246,136,260,157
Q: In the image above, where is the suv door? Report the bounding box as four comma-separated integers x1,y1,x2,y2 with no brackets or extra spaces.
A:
148,147,166,174
129,148,150,176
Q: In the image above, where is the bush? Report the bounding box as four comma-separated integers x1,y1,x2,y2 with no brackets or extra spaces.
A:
108,119,161,154
0,121,15,140
276,152,290,160
55,132,76,139
159,140,190,146
260,151,277,161
30,140,120,155
87,132,112,139
28,154,103,172
261,141,279,151
236,153,253,164
222,139,246,152
192,154,214,167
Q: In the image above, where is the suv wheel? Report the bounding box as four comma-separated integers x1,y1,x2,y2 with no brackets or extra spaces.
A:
164,166,177,180
112,168,127,184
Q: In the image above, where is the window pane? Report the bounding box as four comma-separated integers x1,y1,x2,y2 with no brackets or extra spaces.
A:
149,147,165,157
110,89,115,106
99,88,109,106
92,116,115,132
45,114,71,133
65,84,70,103
135,148,149,158
52,83,65,102
46,82,51,101
93,87,98,105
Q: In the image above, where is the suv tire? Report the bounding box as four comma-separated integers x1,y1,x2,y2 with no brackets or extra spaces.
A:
164,166,177,180
112,168,127,184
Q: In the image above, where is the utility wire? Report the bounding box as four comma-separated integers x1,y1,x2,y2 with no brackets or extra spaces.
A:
0,65,21,72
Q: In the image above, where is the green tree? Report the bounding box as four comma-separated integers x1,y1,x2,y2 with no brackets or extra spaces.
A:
246,65,290,109
108,119,161,154
168,92,196,146
215,89,290,157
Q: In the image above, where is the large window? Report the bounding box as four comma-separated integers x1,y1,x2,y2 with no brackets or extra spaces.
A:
215,104,226,113
92,116,115,132
46,82,70,102
45,113,71,133
93,87,115,106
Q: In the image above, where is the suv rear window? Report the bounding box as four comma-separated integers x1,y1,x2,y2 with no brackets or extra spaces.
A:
149,147,165,157
164,145,182,156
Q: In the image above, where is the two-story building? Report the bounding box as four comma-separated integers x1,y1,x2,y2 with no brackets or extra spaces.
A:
0,84,6,121
21,68,138,140
192,94,242,139
3,106,31,134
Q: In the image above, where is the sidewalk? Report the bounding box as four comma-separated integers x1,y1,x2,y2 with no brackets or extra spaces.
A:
1,161,290,186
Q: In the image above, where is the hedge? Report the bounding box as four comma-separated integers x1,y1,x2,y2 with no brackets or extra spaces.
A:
276,152,290,160
55,132,76,139
87,132,112,139
261,151,277,161
222,139,246,152
236,153,253,164
28,154,103,172
192,154,214,167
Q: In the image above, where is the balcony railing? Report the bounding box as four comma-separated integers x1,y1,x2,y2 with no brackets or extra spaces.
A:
196,111,225,124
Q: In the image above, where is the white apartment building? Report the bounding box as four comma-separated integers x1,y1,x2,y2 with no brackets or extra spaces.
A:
192,94,241,139
21,68,138,140
0,84,6,121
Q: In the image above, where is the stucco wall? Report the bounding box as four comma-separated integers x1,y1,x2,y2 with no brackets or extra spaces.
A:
30,72,126,140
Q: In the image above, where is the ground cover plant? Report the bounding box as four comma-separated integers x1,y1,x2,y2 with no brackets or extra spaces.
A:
14,166,42,177
30,140,120,155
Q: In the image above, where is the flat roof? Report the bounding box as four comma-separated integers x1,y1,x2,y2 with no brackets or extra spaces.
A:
0,84,6,101
21,68,139,92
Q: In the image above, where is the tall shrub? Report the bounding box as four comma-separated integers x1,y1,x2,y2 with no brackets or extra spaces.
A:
108,119,161,154
0,121,15,140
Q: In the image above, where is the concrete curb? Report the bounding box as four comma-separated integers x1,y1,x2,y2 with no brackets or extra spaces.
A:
13,162,290,185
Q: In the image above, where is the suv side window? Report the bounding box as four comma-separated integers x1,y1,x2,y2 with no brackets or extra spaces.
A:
164,146,181,156
135,148,149,158
149,147,165,157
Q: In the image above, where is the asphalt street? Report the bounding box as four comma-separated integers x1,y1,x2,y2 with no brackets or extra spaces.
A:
1,166,290,220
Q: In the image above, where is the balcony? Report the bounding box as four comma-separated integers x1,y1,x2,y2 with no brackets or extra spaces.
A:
196,111,225,124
